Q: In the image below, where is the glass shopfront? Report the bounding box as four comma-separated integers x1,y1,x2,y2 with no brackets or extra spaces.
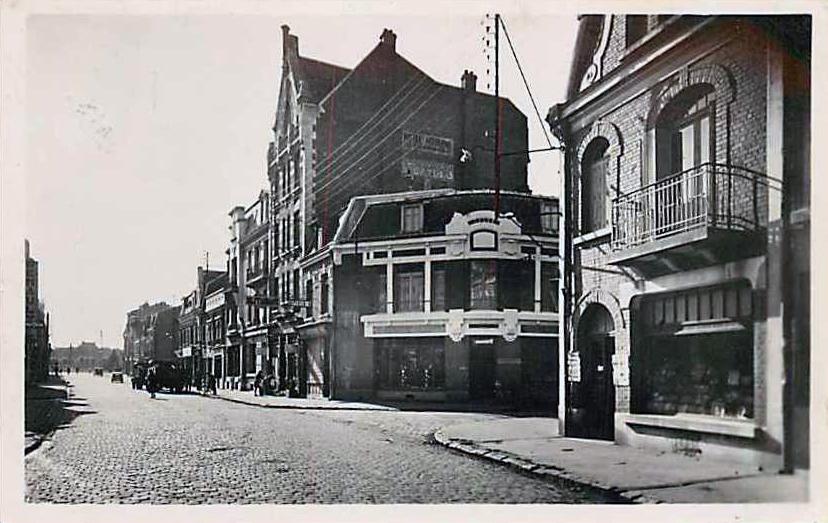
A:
631,280,754,419
375,338,445,390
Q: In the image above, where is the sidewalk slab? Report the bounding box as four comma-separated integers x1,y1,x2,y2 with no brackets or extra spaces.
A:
203,389,398,411
434,417,809,504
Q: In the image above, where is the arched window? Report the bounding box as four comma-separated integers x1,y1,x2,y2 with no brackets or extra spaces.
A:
655,84,715,179
580,137,610,233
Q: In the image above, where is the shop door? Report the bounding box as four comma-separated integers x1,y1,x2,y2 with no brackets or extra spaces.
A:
469,342,496,400
577,305,616,440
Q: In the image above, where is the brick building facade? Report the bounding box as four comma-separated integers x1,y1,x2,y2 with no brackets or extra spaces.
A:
549,15,810,470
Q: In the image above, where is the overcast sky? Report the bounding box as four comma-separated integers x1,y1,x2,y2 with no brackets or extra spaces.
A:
25,11,578,348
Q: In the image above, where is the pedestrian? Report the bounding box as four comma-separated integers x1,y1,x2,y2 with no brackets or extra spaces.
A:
254,370,264,397
208,373,217,395
146,366,158,399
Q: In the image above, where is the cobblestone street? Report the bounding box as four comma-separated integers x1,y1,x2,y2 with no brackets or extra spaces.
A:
25,373,613,504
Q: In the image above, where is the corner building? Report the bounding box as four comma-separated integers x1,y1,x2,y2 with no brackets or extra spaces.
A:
549,15,810,471
319,190,560,404
268,26,531,398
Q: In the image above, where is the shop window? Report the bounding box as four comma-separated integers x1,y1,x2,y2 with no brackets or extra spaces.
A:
633,282,755,419
394,264,424,312
470,260,497,310
637,333,753,418
376,339,445,390
401,204,424,233
580,137,609,233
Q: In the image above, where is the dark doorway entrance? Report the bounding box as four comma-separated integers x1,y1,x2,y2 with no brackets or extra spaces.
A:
469,341,496,400
576,305,616,440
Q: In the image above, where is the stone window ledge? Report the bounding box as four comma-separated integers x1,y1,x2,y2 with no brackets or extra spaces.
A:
573,226,612,246
621,413,758,439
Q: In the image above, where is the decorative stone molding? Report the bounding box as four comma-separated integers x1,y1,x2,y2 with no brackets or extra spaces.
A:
579,16,613,92
572,287,627,334
646,63,736,129
447,309,464,342
503,309,519,342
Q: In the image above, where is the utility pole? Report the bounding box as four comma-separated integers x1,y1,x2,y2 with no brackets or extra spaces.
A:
494,13,501,218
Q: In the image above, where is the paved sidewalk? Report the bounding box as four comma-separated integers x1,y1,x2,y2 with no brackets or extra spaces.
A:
201,388,398,411
434,417,809,504
24,377,71,454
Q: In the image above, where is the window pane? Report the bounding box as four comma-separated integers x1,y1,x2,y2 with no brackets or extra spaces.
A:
470,260,497,309
681,124,695,170
432,267,446,311
699,115,710,164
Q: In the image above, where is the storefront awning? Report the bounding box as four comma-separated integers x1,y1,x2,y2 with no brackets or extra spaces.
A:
673,319,747,336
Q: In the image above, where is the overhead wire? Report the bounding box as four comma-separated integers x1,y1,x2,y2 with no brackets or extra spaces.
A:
313,74,429,175
313,83,445,197
499,17,555,149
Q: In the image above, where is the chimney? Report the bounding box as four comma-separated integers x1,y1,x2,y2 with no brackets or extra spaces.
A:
281,24,298,57
461,70,477,92
380,28,397,51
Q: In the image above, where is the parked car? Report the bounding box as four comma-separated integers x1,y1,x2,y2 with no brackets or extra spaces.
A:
93,367,104,376
110,372,124,383
150,361,186,393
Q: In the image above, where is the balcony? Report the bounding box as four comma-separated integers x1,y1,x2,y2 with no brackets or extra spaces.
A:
609,163,767,276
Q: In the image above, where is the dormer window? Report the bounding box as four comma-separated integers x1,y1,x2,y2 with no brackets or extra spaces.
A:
401,204,424,233
625,15,648,48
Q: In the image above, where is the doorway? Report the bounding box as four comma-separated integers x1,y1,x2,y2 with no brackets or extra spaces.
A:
469,341,496,400
576,305,616,440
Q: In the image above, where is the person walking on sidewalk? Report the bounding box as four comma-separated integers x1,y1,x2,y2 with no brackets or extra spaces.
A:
145,366,159,399
253,370,264,397
207,373,217,395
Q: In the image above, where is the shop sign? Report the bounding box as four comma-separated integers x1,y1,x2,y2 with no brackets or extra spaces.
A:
567,352,581,382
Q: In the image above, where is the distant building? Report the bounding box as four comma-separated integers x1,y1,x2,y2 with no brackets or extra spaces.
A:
221,191,272,390
549,15,810,471
268,26,532,397
51,342,123,372
177,267,225,386
123,302,179,373
25,240,50,384
202,272,229,382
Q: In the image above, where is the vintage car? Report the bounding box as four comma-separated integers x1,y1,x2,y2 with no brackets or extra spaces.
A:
93,367,104,376
110,372,124,383
146,361,186,393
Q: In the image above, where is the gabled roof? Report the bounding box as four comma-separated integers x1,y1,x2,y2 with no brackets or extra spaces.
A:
296,56,350,103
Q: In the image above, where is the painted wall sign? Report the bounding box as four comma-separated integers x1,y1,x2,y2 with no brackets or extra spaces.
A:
402,158,454,182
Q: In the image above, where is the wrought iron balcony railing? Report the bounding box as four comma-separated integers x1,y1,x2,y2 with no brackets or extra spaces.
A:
612,163,768,251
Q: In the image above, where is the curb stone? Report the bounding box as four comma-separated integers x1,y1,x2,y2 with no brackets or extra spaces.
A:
198,392,396,412
433,429,645,504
